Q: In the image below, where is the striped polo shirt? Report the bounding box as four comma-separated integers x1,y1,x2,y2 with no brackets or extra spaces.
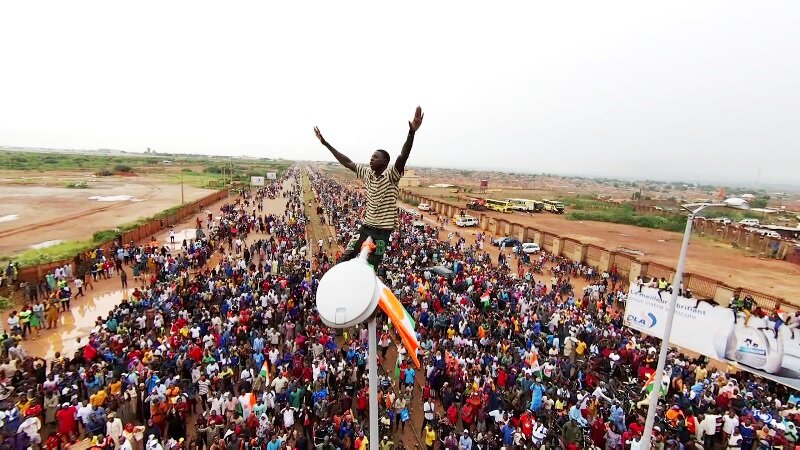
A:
356,164,402,230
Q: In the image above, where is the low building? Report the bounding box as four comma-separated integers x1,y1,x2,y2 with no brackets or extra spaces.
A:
399,169,421,187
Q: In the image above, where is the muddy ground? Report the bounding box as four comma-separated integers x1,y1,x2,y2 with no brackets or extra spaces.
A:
0,171,215,258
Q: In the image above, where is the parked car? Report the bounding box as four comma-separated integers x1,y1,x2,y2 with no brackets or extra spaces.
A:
711,217,732,225
492,237,521,248
456,215,479,227
522,243,541,254
740,218,760,227
418,203,431,211
756,230,781,239
425,265,456,279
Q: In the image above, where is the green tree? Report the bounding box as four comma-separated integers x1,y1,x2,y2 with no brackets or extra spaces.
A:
751,196,770,208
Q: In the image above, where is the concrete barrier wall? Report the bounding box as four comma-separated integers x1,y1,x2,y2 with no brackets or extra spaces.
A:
15,189,229,283
403,190,793,310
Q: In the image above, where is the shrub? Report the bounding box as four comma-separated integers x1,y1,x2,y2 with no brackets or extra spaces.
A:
65,181,89,189
0,296,13,311
204,166,223,174
181,168,193,173
566,210,687,232
113,164,133,173
92,230,117,242
96,170,114,176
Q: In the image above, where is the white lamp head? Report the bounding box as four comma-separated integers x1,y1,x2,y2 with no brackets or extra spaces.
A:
316,258,380,329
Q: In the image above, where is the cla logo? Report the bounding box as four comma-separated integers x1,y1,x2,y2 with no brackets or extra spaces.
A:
627,312,657,328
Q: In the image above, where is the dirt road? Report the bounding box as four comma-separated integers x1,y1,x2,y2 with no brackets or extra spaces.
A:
401,201,800,301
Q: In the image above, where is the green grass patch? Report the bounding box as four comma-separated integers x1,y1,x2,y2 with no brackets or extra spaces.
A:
559,195,621,211
0,295,13,311
65,181,89,189
567,209,688,232
2,239,95,267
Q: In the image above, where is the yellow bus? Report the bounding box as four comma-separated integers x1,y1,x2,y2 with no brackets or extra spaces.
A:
485,198,513,213
505,198,545,212
542,199,565,214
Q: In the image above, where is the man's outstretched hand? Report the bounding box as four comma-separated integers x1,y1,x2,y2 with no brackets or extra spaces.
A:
409,106,424,132
314,126,326,144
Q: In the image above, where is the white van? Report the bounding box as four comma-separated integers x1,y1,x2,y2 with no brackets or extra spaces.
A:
522,243,541,254
740,218,760,227
418,203,431,211
456,216,479,227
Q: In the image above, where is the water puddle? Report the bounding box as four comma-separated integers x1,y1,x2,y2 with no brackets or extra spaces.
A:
0,214,19,223
12,288,128,360
30,240,64,249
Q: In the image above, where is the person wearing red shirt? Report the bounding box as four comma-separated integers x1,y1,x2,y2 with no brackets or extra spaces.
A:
520,411,534,438
356,389,368,421
497,368,508,389
56,403,78,442
447,404,459,426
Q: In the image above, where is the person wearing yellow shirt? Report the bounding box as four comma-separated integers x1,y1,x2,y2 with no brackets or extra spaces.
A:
576,340,587,356
447,326,456,339
90,389,108,407
355,432,369,450
109,379,123,397
424,424,437,450
694,364,708,383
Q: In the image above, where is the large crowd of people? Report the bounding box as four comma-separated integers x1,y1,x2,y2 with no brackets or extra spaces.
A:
0,166,798,450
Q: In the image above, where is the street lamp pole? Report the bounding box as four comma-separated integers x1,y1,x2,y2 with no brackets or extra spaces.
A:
639,203,721,449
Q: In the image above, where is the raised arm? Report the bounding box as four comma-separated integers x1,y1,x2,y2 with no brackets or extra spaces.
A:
394,106,424,175
314,126,356,173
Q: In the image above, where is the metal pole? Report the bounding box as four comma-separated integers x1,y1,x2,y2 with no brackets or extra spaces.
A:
640,207,701,448
368,317,379,450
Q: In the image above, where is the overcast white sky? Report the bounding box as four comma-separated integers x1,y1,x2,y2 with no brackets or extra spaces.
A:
1,1,798,186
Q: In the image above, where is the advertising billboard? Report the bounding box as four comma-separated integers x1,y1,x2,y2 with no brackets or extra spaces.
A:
625,286,800,389
266,172,277,180
250,176,265,186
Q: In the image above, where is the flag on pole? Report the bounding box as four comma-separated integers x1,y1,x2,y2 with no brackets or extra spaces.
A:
377,284,421,368
643,370,667,397
259,361,270,383
393,358,401,379
529,351,541,373
481,291,492,309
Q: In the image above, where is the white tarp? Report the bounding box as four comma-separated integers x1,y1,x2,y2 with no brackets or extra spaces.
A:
625,286,800,390
266,172,277,180
250,176,265,186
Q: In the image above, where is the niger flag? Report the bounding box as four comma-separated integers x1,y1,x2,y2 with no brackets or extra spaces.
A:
377,281,421,368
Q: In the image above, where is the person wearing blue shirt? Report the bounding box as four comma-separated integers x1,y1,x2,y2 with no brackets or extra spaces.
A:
502,422,515,447
252,335,264,354
404,367,416,387
530,382,544,411
253,351,264,369
459,431,473,450
266,436,282,450
569,404,588,427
